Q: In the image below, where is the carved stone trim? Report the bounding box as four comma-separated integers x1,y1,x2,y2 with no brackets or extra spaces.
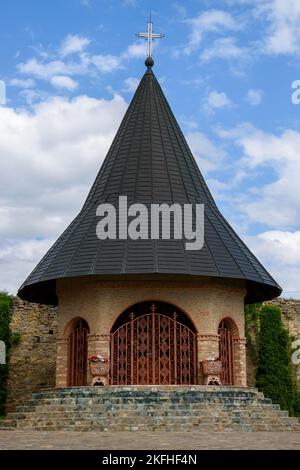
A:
199,334,219,342
88,334,110,342
233,338,246,345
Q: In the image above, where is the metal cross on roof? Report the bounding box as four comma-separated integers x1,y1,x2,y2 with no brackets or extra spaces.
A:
136,16,164,59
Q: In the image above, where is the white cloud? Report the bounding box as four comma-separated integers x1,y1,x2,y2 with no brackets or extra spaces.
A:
90,54,122,73
9,78,36,89
182,1,300,60
0,93,128,293
17,53,122,84
16,36,146,86
123,77,139,93
186,131,226,174
123,42,148,59
184,9,239,55
50,76,78,90
220,124,300,227
19,89,47,106
0,239,55,296
230,0,300,56
200,37,246,62
17,58,70,80
205,90,233,111
259,0,300,55
59,34,91,57
245,89,263,106
246,230,300,298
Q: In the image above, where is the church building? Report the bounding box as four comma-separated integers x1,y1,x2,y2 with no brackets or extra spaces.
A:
18,22,281,390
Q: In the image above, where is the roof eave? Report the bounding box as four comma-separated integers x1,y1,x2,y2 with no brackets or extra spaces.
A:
17,274,282,306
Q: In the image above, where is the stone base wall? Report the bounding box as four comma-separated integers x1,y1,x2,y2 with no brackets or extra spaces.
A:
5,298,57,413
12,279,300,411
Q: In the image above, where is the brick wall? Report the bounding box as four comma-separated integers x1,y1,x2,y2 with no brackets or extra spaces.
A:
56,276,247,387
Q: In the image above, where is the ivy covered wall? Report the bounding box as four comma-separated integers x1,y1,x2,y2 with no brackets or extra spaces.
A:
245,302,300,417
0,292,13,416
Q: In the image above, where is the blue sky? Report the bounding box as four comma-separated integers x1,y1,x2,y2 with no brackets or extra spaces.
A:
1,0,300,297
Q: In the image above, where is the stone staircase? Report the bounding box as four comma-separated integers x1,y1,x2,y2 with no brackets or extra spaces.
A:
1,386,299,432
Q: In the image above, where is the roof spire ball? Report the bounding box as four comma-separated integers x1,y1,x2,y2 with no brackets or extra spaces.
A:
136,15,165,68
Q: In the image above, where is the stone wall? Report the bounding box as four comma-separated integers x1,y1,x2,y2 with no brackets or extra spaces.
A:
6,291,300,413
6,297,57,413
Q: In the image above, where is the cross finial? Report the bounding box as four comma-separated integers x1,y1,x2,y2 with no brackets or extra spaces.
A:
136,15,164,66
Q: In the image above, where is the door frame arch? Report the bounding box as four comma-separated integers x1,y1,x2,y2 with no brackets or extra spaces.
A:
110,301,197,385
66,317,90,386
218,317,239,385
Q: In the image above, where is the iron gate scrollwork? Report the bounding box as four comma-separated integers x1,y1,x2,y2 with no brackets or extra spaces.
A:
218,321,234,385
67,319,89,386
111,304,197,385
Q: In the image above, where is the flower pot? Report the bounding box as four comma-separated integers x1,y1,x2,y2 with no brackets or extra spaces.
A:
89,361,110,386
202,360,222,376
201,360,222,385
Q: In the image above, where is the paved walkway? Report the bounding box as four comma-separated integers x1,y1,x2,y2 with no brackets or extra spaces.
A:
1,430,300,450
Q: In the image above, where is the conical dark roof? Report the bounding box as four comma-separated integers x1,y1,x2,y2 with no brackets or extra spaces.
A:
18,64,281,305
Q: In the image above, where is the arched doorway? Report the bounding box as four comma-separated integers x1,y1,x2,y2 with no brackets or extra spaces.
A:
110,301,197,385
218,318,238,385
67,318,90,386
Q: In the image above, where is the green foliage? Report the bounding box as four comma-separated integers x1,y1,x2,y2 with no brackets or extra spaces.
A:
10,332,21,345
244,303,261,364
255,304,299,416
0,291,14,415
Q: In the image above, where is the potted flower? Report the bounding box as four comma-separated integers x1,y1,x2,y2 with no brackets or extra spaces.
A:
88,355,110,386
201,356,222,385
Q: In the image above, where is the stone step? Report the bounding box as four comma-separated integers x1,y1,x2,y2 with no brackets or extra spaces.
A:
31,388,261,399
12,405,287,421
2,386,298,433
11,416,298,433
23,396,272,407
9,410,297,428
8,409,289,423
29,394,264,403
10,403,287,416
29,392,248,397
3,417,298,432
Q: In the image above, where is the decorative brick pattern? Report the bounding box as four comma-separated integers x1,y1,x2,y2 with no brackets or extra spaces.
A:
56,277,247,387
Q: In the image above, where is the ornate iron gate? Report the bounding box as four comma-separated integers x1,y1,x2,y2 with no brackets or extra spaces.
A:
67,320,89,386
111,304,197,385
218,322,234,385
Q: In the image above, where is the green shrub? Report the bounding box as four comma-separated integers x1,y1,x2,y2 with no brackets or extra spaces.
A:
0,291,13,415
256,304,298,416
10,332,21,345
245,303,261,364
